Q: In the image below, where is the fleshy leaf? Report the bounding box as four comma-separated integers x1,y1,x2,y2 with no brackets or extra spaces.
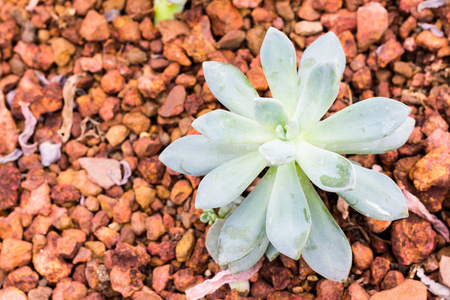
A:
295,139,356,192
195,151,267,209
203,61,258,120
206,219,226,263
159,135,258,176
298,167,352,282
318,117,415,154
192,110,276,144
302,97,412,145
265,243,280,261
258,139,297,166
227,236,269,274
338,165,408,220
218,167,276,265
254,98,289,130
260,27,298,113
297,31,346,87
266,162,311,260
294,60,340,130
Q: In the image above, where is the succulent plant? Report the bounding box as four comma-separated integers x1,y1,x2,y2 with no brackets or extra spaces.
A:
159,27,414,282
153,0,187,24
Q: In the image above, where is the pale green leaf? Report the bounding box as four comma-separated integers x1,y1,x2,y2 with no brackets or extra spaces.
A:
338,165,409,220
206,219,225,263
218,167,277,265
195,151,267,209
295,139,356,193
227,235,269,274
260,27,298,113
203,61,258,119
317,117,416,154
254,97,289,129
294,60,340,130
192,110,276,144
266,162,311,260
298,31,346,88
302,98,412,145
265,243,280,261
258,139,297,166
159,135,258,176
297,166,351,283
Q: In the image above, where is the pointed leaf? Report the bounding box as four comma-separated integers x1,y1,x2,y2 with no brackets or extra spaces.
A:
195,151,267,209
266,162,311,260
338,165,408,220
265,243,280,261
298,167,352,283
258,139,297,166
206,219,226,263
227,236,269,274
294,60,340,130
203,61,258,119
298,31,346,88
159,135,258,176
295,139,356,192
254,97,289,129
218,168,277,265
260,27,298,113
317,117,416,154
192,110,276,144
302,98,412,145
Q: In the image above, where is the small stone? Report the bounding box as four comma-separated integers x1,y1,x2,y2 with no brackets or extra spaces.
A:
352,66,372,91
163,41,191,66
339,30,358,61
56,236,78,258
73,247,92,264
424,129,450,153
370,256,391,285
206,0,244,36
106,125,130,147
3,266,39,292
138,156,166,185
147,240,176,261
158,85,186,117
50,38,76,67
176,229,196,262
321,9,356,34
298,0,321,21
110,266,144,297
137,71,166,98
173,268,201,292
182,16,217,63
391,214,436,265
410,147,450,191
377,39,405,68
215,30,246,50
380,270,405,290
146,214,166,241
94,227,120,248
113,16,140,42
170,180,192,205
52,278,87,299
0,239,32,272
416,30,448,51
352,242,373,270
0,287,27,300
101,70,125,94
152,265,173,293
356,2,388,51
365,217,391,234
276,2,295,21
28,286,53,300
371,279,426,300
295,21,323,36
342,282,369,300
80,10,110,41
316,279,344,300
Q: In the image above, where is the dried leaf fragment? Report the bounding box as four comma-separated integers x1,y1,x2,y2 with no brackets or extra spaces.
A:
58,74,85,143
18,102,38,156
78,157,125,189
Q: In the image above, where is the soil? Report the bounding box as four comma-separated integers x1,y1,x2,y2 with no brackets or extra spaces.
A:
0,0,449,299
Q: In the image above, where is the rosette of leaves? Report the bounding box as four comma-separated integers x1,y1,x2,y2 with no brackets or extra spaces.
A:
160,27,414,282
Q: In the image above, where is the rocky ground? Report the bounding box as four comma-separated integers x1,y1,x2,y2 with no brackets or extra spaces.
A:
0,0,449,299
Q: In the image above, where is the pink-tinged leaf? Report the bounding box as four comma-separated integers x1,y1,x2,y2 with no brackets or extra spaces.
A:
25,0,39,11
19,101,38,156
185,258,263,300
0,148,23,164
400,186,449,242
78,157,123,189
0,91,19,155
58,74,84,143
416,267,450,298
107,160,132,186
